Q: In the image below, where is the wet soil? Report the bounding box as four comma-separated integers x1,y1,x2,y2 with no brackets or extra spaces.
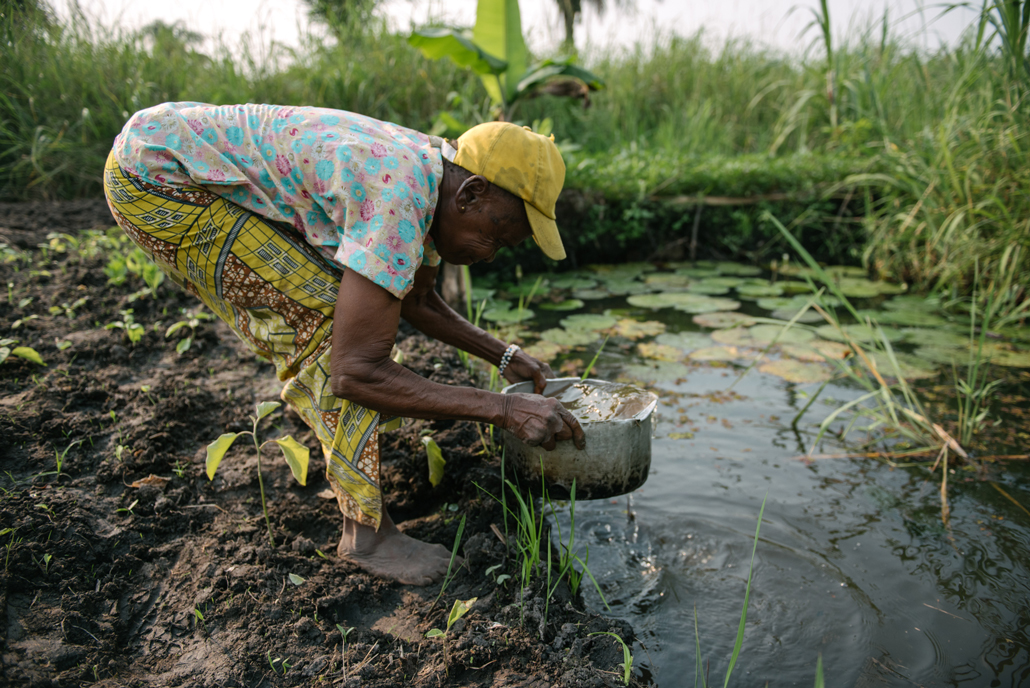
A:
0,202,637,687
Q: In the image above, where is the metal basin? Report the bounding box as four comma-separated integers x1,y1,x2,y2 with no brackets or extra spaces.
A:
500,378,657,500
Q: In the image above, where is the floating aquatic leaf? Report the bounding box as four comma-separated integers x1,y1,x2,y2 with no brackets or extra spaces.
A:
524,340,564,362
602,279,652,295
469,287,496,302
756,297,797,311
835,279,882,298
692,312,757,329
914,345,967,365
686,282,730,295
612,319,666,340
638,342,683,361
539,328,597,347
644,273,692,288
815,323,903,343
748,324,816,345
560,314,617,332
619,360,690,382
988,348,1030,368
589,262,656,275
779,281,814,294
759,359,834,383
690,346,742,362
673,297,741,314
735,283,784,299
668,259,718,269
538,299,585,311
550,276,596,290
825,265,868,278
769,308,824,324
503,282,546,298
572,289,610,300
865,351,939,380
655,332,712,351
674,267,721,278
712,327,760,347
900,328,968,348
699,276,747,288
882,295,941,312
715,262,763,276
781,340,853,362
626,293,676,309
483,306,535,323
859,309,949,327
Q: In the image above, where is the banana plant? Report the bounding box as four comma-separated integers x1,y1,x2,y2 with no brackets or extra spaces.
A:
409,0,604,124
205,401,309,546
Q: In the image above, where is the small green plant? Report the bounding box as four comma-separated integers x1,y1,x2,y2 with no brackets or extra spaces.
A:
423,435,446,487
48,296,88,319
425,597,477,673
53,439,83,480
266,650,292,675
172,460,186,478
589,631,633,685
204,401,310,546
433,514,467,607
116,499,139,516
2,528,21,572
105,309,145,345
0,338,44,366
164,307,212,354
37,552,53,574
336,624,356,680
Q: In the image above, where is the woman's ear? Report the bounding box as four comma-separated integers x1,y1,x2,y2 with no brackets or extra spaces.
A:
456,175,490,211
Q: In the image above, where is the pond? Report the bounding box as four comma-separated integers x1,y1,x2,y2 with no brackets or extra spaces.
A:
471,260,1030,686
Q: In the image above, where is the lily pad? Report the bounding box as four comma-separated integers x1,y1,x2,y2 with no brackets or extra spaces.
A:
627,293,676,309
690,346,742,362
748,324,816,345
572,289,610,300
673,296,741,314
711,327,760,347
770,308,824,324
644,273,693,289
756,297,799,311
469,287,496,302
539,328,597,347
715,262,763,276
700,276,747,288
613,319,666,340
859,309,949,327
835,279,883,299
686,283,731,295
590,262,656,275
883,295,942,312
549,276,597,290
988,348,1030,368
866,351,939,380
538,299,585,311
736,283,784,299
815,323,904,343
560,314,617,332
503,281,548,298
759,359,834,383
692,312,757,329
900,328,968,348
637,342,684,361
483,307,535,323
603,279,652,295
914,345,967,366
674,267,721,278
655,332,712,351
782,340,853,362
523,341,563,362
620,360,691,382
780,281,815,294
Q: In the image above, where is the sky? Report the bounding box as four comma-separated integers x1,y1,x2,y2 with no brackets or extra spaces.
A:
72,0,979,56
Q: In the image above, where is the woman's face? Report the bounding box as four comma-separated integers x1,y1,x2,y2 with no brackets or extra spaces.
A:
432,184,532,265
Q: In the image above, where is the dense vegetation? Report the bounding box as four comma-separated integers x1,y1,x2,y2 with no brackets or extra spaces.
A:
1,1,1027,297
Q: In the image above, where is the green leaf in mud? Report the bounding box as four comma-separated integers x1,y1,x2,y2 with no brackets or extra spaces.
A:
735,283,784,299
692,312,757,329
483,306,535,323
274,435,310,486
689,346,742,362
288,573,306,586
644,273,692,288
560,314,617,331
758,359,834,383
538,299,584,311
748,324,816,345
674,267,721,278
422,436,446,487
572,289,610,300
655,332,712,351
549,276,596,290
900,328,969,348
815,323,904,344
206,433,241,480
686,282,731,295
673,296,740,314
447,597,477,631
523,340,563,362
612,319,666,340
538,328,597,347
769,308,824,324
714,262,763,276
10,346,45,365
619,360,691,381
781,340,853,362
256,401,280,420
175,337,192,354
858,309,949,327
637,342,683,361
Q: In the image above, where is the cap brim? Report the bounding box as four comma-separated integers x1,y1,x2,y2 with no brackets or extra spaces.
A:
525,201,566,261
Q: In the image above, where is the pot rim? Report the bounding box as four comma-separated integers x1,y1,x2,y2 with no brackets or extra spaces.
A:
500,377,658,424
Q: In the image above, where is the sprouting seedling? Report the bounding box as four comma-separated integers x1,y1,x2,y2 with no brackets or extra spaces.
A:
426,597,477,673
590,632,633,685
336,624,356,680
164,307,213,354
0,339,45,366
204,401,310,547
105,309,145,345
432,514,466,608
53,439,83,480
423,435,446,487
266,650,292,675
48,296,88,319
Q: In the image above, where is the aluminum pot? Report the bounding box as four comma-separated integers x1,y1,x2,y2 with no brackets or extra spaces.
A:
499,378,657,500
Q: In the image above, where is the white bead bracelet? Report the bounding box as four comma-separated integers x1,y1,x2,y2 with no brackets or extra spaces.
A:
497,343,520,376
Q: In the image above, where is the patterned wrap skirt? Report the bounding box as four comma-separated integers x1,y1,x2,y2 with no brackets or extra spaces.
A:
102,151,400,528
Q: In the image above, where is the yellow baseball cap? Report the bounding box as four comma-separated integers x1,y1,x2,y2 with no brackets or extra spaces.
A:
453,122,567,260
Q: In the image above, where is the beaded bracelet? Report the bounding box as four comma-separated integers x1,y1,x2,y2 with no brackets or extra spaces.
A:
497,343,520,376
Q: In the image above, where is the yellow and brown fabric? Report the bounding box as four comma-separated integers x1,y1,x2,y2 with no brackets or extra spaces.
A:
103,152,398,528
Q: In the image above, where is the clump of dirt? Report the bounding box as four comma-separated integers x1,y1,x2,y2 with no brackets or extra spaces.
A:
0,202,639,687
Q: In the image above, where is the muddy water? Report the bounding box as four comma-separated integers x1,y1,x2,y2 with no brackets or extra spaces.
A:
495,268,1030,686
545,380,654,421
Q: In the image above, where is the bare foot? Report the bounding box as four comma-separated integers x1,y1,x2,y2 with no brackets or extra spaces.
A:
337,508,457,585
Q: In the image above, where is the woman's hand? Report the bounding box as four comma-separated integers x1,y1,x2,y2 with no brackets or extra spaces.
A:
501,393,586,451
502,350,554,394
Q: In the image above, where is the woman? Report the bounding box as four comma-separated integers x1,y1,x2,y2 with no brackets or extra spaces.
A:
103,102,585,585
